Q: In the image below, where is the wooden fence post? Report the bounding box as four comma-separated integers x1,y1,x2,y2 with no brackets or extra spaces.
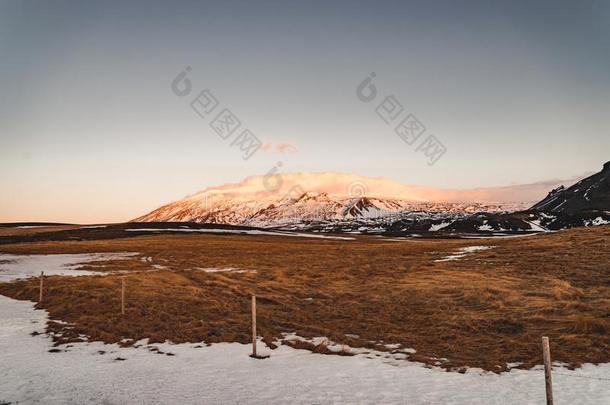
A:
251,295,257,357
39,271,44,303
121,276,125,315
542,336,554,405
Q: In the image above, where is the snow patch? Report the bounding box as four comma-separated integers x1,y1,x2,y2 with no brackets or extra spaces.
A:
194,267,256,274
0,253,138,282
586,217,610,226
478,223,494,231
435,246,495,262
526,219,548,232
429,221,452,231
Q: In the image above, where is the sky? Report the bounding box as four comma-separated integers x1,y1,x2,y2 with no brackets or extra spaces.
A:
1,0,609,223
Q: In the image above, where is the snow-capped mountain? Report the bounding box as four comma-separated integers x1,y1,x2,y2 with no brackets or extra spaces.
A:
133,173,531,228
133,167,609,235
134,190,523,227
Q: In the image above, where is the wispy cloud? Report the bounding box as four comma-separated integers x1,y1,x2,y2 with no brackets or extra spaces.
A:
261,142,298,154
188,171,591,204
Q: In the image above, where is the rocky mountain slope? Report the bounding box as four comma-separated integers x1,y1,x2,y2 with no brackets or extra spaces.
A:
532,161,610,213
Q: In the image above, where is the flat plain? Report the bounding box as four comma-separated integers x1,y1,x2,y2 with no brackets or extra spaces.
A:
0,224,608,372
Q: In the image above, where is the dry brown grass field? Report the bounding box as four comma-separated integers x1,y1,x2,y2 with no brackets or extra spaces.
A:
0,225,608,373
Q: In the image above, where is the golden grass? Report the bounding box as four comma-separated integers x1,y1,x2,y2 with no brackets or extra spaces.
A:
0,225,609,372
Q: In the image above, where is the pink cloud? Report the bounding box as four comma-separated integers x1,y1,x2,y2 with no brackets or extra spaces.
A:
275,143,298,154
260,142,298,154
187,171,587,205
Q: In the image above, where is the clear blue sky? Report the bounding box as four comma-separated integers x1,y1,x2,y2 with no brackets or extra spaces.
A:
1,0,609,222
